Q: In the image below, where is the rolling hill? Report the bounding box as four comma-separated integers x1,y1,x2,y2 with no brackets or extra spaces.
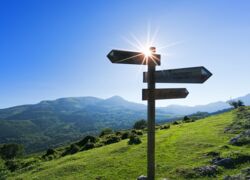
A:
0,93,249,153
0,96,174,153
2,108,250,179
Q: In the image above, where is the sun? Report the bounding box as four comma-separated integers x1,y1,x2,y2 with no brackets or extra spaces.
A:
122,23,183,67
142,47,153,57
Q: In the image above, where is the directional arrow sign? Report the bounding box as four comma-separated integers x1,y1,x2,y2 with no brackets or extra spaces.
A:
142,88,189,100
107,49,161,65
143,66,212,83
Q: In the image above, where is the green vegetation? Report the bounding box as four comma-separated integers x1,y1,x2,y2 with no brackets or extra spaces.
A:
133,119,147,130
228,100,245,109
128,134,142,145
0,97,175,153
225,106,250,146
0,108,249,179
99,128,113,137
0,144,24,160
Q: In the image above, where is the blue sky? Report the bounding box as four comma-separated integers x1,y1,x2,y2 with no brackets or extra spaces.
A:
1,0,250,108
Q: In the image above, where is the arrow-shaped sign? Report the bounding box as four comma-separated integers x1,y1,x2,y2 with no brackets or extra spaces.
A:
107,49,161,65
143,66,212,83
142,88,189,100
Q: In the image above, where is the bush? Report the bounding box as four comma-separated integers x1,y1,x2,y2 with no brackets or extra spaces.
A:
4,158,38,172
183,116,194,123
104,135,121,145
128,134,142,145
115,131,122,136
77,136,97,147
133,119,147,130
121,132,130,139
131,129,143,136
5,160,21,172
62,144,80,156
45,148,56,156
160,124,170,130
136,130,143,136
183,116,190,121
42,148,58,160
99,128,113,137
82,142,95,151
172,121,180,125
0,144,24,160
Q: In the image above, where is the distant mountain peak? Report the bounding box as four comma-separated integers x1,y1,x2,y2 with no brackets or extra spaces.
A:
105,96,125,101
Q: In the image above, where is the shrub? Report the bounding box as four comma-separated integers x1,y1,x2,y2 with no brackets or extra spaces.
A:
45,148,56,156
99,128,113,137
183,116,194,123
136,130,143,136
115,131,122,136
131,129,143,136
160,124,170,130
42,148,57,160
4,158,38,172
62,144,80,156
131,129,137,133
172,121,180,125
5,160,22,172
0,144,24,160
133,119,147,130
77,136,97,147
183,116,190,121
104,135,121,145
121,132,130,139
82,142,95,151
128,134,142,145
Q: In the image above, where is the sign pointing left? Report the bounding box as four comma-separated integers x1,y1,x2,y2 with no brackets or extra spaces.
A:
142,88,189,100
107,49,161,65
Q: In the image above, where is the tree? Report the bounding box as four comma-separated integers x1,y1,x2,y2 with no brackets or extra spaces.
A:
77,136,97,147
228,100,245,109
133,119,147,130
99,128,113,137
0,144,24,160
183,116,190,122
237,100,245,107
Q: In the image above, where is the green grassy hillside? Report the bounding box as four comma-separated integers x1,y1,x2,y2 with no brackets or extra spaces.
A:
3,109,250,179
0,96,175,153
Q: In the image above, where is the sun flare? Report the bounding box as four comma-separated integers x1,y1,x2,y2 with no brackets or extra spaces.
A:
121,24,183,70
142,47,153,57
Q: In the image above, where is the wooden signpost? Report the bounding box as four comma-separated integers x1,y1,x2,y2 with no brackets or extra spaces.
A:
107,49,161,65
107,47,212,180
142,88,189,100
143,66,212,83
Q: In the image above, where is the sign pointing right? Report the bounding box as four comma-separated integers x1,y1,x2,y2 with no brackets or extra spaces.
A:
143,66,212,84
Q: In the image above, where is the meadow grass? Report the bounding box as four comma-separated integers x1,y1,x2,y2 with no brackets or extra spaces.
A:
7,110,250,179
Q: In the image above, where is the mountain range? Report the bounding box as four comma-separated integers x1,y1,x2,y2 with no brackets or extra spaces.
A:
160,93,250,114
0,93,249,153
